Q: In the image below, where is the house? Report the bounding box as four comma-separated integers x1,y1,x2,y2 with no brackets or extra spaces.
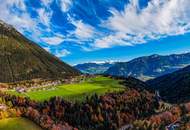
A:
16,87,26,93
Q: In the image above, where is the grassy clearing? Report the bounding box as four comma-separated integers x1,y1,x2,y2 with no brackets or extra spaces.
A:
7,76,125,102
0,117,42,130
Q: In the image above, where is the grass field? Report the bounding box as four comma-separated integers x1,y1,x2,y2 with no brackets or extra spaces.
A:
0,117,42,130
7,76,125,102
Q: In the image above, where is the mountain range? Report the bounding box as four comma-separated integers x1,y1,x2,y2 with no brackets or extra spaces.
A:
74,62,114,74
0,20,80,83
75,53,190,81
105,53,190,81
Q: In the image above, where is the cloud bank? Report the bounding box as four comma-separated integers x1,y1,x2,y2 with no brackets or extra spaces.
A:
0,0,190,56
94,0,190,48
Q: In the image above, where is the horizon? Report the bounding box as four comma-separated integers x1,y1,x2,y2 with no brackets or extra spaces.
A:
73,50,190,66
0,0,190,65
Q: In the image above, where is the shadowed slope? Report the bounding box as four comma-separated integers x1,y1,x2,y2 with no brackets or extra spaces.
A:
147,65,190,103
0,20,80,83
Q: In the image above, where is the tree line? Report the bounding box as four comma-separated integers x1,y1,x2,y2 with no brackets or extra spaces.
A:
0,87,158,130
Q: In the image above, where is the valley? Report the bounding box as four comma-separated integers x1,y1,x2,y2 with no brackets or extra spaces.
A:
5,76,125,102
1,70,190,130
0,2,190,129
0,79,158,130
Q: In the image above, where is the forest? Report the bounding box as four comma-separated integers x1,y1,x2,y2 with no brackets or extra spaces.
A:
0,83,158,130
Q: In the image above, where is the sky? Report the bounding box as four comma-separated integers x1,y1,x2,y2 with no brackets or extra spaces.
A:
0,0,190,65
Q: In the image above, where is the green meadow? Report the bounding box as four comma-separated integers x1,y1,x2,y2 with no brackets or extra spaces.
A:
0,117,42,130
7,76,125,102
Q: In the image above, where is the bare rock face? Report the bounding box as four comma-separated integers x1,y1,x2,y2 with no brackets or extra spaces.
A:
0,20,80,83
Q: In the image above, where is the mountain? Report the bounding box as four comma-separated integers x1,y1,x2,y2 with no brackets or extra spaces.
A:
119,76,153,92
74,62,114,74
147,65,190,103
0,20,80,83
105,53,190,81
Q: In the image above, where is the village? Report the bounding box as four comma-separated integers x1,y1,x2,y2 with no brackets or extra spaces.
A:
0,75,96,93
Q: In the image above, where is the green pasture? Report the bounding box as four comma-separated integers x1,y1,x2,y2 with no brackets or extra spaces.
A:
7,76,125,102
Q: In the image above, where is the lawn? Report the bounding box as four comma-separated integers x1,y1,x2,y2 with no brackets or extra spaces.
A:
0,117,42,130
7,76,125,102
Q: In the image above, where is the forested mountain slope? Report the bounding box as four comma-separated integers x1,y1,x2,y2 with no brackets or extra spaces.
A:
105,53,190,81
0,20,80,83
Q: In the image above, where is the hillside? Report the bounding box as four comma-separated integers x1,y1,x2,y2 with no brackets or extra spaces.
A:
0,20,80,83
147,65,190,103
120,76,153,92
74,62,114,74
3,75,190,130
1,78,158,130
105,53,190,81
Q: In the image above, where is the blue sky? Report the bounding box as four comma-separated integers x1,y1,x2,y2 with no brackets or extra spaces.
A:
0,0,190,65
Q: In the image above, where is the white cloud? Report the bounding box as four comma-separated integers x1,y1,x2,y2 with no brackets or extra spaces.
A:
41,36,64,45
0,0,38,33
73,20,95,39
41,0,53,7
5,0,26,11
38,0,53,28
0,0,59,45
67,15,95,39
1,0,190,53
55,49,71,57
94,0,190,48
37,8,53,27
95,33,133,48
58,0,72,12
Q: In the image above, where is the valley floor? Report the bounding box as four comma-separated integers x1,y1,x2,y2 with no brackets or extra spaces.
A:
6,76,125,102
